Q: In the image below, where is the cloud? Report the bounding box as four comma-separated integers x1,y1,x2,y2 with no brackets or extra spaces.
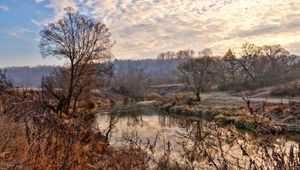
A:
233,12,300,38
234,22,300,38
35,0,45,4
42,0,300,58
8,28,30,37
0,5,9,11
31,19,42,27
285,42,300,55
45,0,78,21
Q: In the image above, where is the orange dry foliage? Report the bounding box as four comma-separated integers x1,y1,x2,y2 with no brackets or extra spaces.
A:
0,90,148,169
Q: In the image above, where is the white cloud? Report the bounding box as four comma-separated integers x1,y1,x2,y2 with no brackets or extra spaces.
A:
8,28,30,37
31,19,42,27
42,0,300,58
0,5,9,11
46,0,78,21
35,0,43,3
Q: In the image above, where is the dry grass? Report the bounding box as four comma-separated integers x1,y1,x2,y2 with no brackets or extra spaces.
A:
158,92,193,105
0,89,149,169
0,116,28,169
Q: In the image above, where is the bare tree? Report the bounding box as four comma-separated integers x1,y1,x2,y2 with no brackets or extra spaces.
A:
176,49,195,59
157,51,176,60
39,11,113,115
262,44,289,62
238,43,262,84
177,50,216,101
262,44,296,76
199,48,213,57
234,43,296,89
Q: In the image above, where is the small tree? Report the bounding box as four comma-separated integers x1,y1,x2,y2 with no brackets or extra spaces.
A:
177,51,216,101
39,11,113,115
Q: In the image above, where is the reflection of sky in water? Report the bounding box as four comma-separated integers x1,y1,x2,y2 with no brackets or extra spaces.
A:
96,106,299,169
97,114,186,158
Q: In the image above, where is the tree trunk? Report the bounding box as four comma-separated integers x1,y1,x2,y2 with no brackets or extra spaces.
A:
196,92,201,102
64,62,75,116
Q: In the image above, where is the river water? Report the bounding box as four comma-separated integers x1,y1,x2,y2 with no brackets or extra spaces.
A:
96,104,299,169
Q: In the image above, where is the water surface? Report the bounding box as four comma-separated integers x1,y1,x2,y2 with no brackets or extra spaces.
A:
96,104,299,169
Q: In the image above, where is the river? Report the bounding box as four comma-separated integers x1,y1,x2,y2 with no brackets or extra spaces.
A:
96,103,300,169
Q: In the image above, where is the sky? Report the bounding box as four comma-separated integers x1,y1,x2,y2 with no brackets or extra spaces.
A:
0,0,299,67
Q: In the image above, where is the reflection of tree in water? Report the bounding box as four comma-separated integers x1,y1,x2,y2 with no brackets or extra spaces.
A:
175,117,300,169
100,111,300,169
158,114,179,127
176,119,242,169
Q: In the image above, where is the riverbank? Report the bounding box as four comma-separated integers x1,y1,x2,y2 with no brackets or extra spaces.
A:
157,92,300,135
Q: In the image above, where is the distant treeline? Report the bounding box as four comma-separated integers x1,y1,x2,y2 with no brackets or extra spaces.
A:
3,66,57,87
3,45,300,91
2,59,184,88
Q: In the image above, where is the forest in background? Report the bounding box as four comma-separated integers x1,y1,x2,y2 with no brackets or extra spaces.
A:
2,59,182,87
3,47,300,95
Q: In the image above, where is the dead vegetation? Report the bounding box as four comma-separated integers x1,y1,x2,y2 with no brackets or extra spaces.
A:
0,79,148,169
